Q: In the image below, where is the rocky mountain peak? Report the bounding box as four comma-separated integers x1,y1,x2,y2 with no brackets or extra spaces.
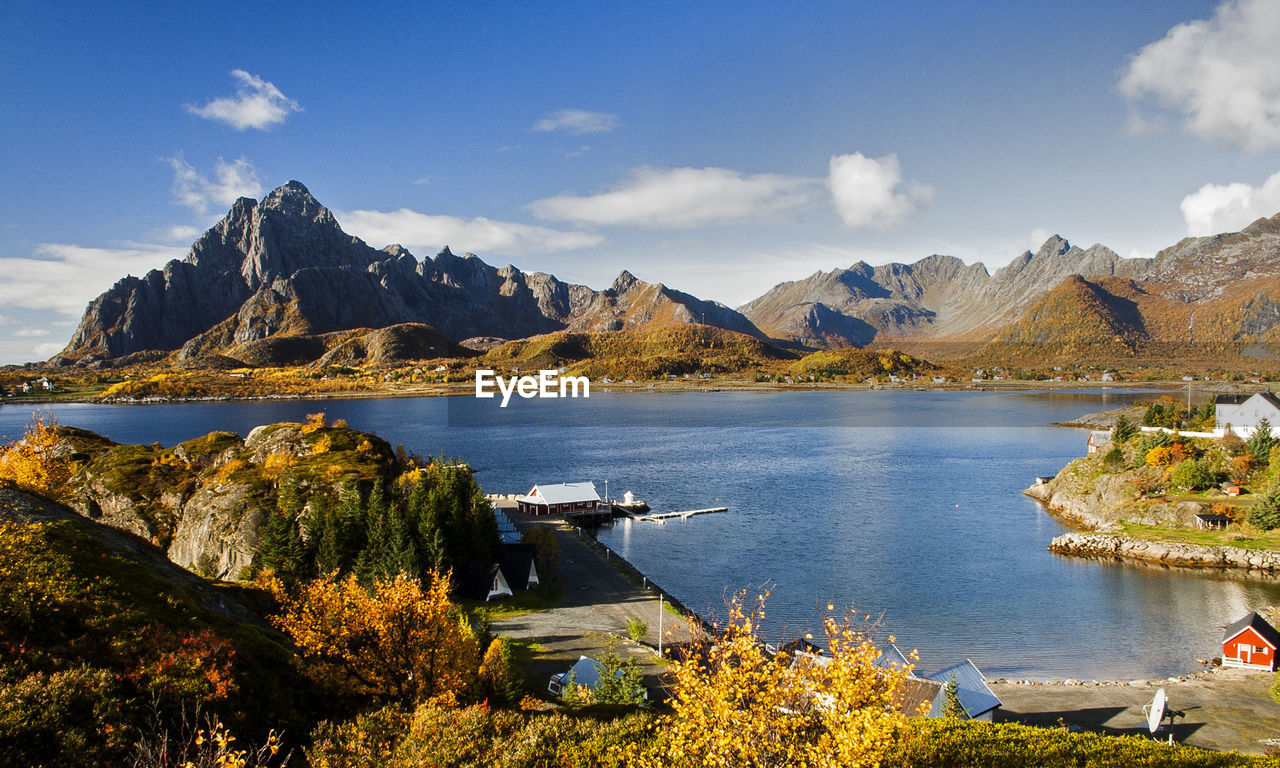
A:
611,270,640,293
260,180,325,219
1035,235,1071,259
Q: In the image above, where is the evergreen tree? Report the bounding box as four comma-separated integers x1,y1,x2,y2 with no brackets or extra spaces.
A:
336,479,368,570
1110,414,1137,443
942,675,966,719
1249,419,1276,467
1249,487,1280,531
310,494,344,577
356,483,420,583
1142,403,1161,427
254,509,306,579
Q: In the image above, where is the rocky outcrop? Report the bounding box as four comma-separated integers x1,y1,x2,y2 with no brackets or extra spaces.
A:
56,182,765,365
167,482,267,579
1024,466,1204,531
0,488,266,624
1049,532,1280,573
52,420,399,580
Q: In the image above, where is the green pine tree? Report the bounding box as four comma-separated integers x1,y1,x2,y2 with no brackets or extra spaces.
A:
309,494,343,577
1111,414,1137,443
942,675,966,719
1249,418,1276,467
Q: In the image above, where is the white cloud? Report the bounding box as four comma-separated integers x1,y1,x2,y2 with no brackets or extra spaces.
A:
14,328,49,337
185,69,301,131
529,166,816,228
1028,228,1052,252
827,152,932,228
1180,170,1280,234
160,224,203,242
0,243,186,316
32,342,63,358
1119,0,1280,150
533,109,618,135
336,209,604,256
0,315,11,325
169,155,263,216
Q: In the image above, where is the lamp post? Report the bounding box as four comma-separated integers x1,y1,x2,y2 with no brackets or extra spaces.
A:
658,595,664,657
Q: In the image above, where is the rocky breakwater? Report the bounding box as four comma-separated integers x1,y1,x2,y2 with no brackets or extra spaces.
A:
1048,532,1280,573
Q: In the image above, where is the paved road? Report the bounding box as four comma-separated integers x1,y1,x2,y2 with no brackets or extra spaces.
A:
491,512,694,698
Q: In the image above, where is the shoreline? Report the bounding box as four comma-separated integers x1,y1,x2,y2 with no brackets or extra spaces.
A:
0,377,1234,408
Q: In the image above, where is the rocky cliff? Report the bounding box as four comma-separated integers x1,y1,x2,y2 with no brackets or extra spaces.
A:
53,419,402,579
56,182,764,366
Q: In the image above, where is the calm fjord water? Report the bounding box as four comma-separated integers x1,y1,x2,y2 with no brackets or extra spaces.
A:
6,388,1276,680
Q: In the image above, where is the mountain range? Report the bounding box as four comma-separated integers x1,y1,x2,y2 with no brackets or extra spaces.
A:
53,181,1280,367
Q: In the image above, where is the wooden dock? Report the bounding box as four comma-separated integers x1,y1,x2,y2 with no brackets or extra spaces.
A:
635,506,727,523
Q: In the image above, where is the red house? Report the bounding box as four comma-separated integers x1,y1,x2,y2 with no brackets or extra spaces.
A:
515,482,600,516
1222,612,1280,671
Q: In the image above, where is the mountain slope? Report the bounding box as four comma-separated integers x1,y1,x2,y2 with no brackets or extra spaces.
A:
56,182,764,366
991,274,1147,348
740,217,1280,354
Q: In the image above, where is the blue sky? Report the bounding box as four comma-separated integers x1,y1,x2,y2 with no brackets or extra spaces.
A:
3,0,1280,364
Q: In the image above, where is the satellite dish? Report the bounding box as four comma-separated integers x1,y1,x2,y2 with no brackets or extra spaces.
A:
1145,687,1167,734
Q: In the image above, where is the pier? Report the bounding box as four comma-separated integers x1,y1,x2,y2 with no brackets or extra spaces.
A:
634,506,727,523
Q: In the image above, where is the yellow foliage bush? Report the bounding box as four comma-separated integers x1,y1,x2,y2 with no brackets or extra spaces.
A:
267,570,480,704
0,413,73,502
302,412,328,434
261,451,292,480
311,434,333,455
213,458,249,482
634,590,911,768
1146,443,1189,468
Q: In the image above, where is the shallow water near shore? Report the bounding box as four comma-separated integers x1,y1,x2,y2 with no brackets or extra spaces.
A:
5,387,1276,680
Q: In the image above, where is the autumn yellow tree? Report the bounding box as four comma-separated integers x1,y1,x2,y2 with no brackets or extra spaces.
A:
267,569,480,705
0,412,73,502
635,591,912,768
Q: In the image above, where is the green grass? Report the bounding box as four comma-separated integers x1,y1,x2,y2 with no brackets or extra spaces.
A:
1118,522,1280,551
461,579,565,619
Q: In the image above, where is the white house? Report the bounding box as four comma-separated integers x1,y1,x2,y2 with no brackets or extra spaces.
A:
516,482,601,516
1215,392,1280,438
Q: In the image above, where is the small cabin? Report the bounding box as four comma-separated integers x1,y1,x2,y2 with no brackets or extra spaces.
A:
1222,612,1280,671
924,660,1002,721
1086,430,1111,455
1194,513,1231,530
